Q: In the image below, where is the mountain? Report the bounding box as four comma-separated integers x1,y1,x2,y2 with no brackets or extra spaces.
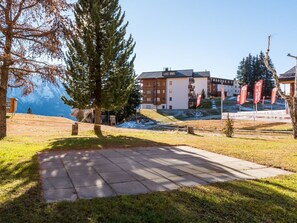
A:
7,78,74,119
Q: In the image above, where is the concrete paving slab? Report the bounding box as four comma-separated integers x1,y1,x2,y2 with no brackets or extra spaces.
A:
108,157,136,164
70,174,105,187
40,167,68,178
93,164,123,173
100,171,136,184
116,162,145,170
45,177,73,189
44,188,77,203
242,168,288,179
168,175,208,187
261,167,292,176
39,146,293,202
150,166,187,177
141,178,179,191
40,161,64,169
66,166,97,176
76,185,114,199
110,181,150,195
41,178,54,190
127,169,162,181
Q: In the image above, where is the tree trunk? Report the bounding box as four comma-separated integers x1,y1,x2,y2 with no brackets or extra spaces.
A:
290,97,297,139
0,68,9,139
94,106,102,136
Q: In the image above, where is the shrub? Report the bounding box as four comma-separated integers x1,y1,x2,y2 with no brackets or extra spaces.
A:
223,113,234,137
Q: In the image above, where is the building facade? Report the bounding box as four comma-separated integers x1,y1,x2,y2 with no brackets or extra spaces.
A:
138,69,209,109
208,77,240,97
279,66,296,97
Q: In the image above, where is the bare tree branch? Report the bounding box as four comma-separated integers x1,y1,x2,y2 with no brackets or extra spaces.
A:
264,35,290,100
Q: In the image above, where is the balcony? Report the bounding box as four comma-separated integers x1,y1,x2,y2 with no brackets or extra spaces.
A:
188,85,195,90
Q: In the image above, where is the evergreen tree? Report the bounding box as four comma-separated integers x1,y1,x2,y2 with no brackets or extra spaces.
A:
237,52,275,98
107,80,141,122
201,89,206,99
62,0,136,135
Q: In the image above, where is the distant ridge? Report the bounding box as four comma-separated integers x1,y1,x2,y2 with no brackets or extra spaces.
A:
7,78,73,119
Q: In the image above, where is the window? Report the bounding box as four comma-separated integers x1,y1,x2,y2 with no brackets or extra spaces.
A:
157,98,160,102
157,90,160,94
147,98,151,102
147,90,151,94
162,105,165,109
169,81,172,85
169,90,172,94
162,90,166,93
147,82,151,86
169,105,172,109
169,97,172,101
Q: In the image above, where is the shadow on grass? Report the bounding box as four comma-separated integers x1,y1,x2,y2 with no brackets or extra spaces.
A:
233,137,269,141
0,174,296,223
46,135,170,151
241,122,288,131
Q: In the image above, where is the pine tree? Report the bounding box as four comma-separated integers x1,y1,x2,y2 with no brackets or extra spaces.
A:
237,52,275,98
62,0,136,135
201,89,206,99
107,80,141,122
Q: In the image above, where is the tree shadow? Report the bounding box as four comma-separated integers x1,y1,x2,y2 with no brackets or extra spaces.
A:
46,135,171,151
241,122,288,130
233,137,269,141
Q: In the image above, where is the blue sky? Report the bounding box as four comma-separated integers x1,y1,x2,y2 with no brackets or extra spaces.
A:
120,0,297,79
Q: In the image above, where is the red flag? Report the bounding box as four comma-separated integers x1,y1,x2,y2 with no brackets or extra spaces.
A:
240,85,248,105
221,84,225,101
237,95,240,104
254,80,263,104
196,94,202,107
271,87,277,104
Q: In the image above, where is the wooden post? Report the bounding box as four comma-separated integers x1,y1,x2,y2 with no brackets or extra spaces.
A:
187,126,194,134
110,115,116,126
72,122,78,135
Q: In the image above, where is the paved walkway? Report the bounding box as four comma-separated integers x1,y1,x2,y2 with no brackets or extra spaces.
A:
38,146,291,202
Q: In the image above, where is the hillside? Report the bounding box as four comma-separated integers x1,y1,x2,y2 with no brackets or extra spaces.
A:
7,78,73,119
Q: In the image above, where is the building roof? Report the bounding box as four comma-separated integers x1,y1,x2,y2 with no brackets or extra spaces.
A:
137,71,164,79
137,69,194,79
193,71,210,78
279,66,296,83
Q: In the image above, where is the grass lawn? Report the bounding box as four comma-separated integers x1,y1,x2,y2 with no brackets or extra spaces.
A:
140,109,179,123
0,114,297,223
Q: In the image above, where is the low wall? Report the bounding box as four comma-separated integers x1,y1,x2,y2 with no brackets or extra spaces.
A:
222,110,291,123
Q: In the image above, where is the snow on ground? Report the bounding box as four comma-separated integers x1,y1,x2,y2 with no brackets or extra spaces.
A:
117,121,155,129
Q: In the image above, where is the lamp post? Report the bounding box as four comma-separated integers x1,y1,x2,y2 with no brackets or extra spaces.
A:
287,53,297,98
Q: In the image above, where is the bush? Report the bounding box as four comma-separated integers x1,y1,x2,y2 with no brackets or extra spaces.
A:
223,113,234,137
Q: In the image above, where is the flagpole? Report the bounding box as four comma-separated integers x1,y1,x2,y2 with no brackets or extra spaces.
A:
221,82,224,120
221,97,223,120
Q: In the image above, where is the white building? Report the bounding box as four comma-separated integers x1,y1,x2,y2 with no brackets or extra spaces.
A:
138,69,209,109
166,78,189,109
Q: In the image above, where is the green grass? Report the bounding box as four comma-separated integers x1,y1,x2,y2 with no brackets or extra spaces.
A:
0,126,297,222
140,109,179,123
